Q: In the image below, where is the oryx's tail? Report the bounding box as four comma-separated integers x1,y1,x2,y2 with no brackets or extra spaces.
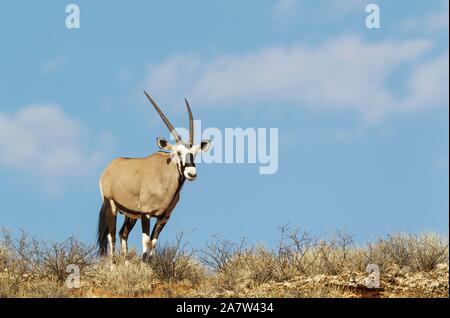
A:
97,199,110,256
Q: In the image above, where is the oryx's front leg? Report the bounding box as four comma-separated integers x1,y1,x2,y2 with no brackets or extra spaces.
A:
119,216,137,254
141,214,152,262
146,194,178,258
148,215,170,257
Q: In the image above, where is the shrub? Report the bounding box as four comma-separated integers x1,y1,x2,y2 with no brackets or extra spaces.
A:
199,235,247,272
95,251,154,297
149,232,205,285
365,232,449,271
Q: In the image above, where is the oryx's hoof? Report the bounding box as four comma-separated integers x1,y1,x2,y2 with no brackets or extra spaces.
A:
142,252,151,264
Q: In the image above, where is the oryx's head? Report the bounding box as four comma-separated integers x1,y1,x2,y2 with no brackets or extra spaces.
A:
144,91,211,181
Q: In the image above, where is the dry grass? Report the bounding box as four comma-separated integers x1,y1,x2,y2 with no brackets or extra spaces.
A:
0,226,448,298
93,251,155,297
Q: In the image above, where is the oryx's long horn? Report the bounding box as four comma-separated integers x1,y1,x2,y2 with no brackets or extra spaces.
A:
184,97,194,147
144,90,182,143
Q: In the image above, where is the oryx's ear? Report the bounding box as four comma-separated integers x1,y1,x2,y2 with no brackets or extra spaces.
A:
157,137,173,151
192,140,211,154
199,140,211,152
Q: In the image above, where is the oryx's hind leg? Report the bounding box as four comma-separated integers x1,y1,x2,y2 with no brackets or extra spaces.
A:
141,214,152,262
119,216,137,254
106,200,118,256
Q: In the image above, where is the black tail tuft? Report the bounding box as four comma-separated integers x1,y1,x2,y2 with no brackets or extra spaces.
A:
97,199,110,256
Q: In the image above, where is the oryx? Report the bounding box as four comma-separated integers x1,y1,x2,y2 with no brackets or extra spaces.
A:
97,91,211,261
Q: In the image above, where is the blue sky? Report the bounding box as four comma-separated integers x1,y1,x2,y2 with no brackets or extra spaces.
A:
0,0,448,250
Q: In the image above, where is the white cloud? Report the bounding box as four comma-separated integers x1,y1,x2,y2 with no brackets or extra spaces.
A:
145,35,448,123
0,105,101,181
146,54,201,105
402,52,449,112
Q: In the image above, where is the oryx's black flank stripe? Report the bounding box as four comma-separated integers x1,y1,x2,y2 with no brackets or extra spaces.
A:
114,201,145,216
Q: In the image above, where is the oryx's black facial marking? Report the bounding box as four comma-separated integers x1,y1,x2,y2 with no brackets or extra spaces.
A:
184,153,195,167
171,143,197,180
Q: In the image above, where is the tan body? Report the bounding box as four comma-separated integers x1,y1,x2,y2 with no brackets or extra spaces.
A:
100,152,182,218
